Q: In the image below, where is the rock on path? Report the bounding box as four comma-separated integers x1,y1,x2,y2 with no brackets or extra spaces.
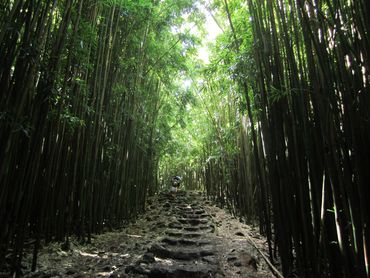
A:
21,191,275,277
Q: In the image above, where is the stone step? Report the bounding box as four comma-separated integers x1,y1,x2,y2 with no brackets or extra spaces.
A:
148,261,218,278
168,222,183,229
183,224,215,232
179,213,210,219
167,224,214,233
176,207,195,212
179,213,208,219
149,244,215,261
162,237,211,246
177,218,209,225
165,230,203,238
176,206,204,212
127,260,218,278
126,192,223,278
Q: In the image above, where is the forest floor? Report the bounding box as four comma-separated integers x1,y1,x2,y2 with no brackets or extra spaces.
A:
21,191,276,277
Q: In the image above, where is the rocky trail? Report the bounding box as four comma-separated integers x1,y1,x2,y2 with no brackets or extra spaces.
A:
22,191,277,277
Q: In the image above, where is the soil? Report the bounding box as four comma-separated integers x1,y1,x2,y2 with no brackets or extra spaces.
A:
20,191,276,277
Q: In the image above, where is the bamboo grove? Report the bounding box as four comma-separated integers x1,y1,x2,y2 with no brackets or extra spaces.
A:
189,0,369,277
1,0,369,277
0,0,200,273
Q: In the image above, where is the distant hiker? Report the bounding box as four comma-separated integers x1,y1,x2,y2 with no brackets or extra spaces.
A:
170,176,182,197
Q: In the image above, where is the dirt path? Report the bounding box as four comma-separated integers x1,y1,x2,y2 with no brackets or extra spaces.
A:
22,191,275,277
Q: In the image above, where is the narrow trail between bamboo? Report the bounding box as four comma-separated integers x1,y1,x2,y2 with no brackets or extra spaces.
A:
22,191,276,277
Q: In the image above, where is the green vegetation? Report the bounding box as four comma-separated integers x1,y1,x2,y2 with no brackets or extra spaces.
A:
0,0,369,277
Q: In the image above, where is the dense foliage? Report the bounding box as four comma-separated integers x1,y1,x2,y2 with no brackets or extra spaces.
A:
1,0,369,277
160,0,370,277
0,0,202,273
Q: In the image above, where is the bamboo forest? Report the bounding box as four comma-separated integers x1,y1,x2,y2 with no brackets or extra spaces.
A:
0,0,369,277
